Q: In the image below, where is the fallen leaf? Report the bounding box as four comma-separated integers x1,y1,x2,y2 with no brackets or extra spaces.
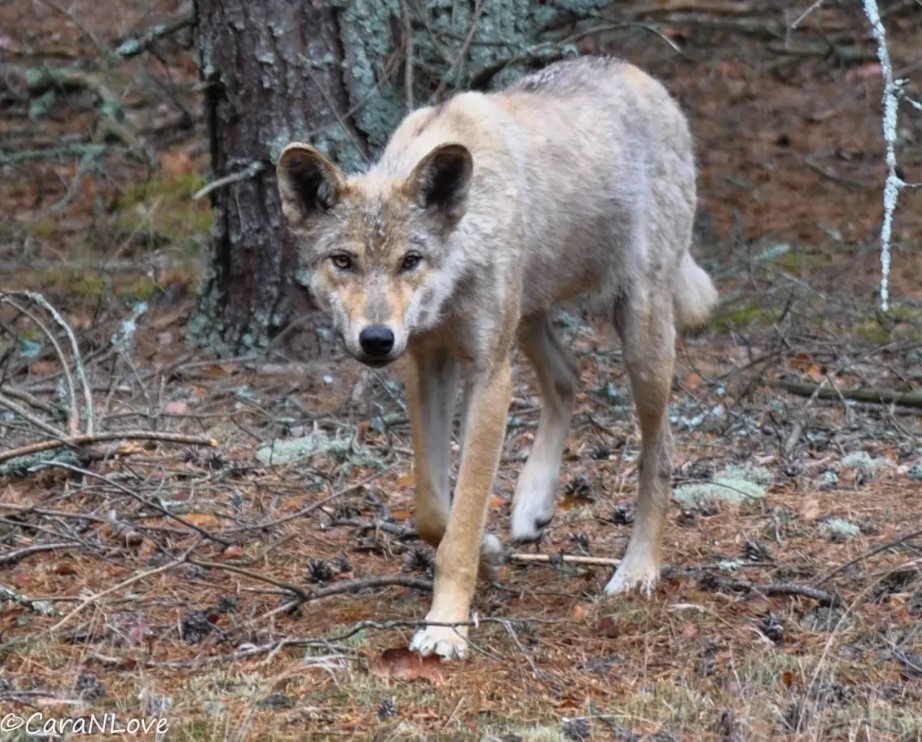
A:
560,494,594,510
684,372,704,390
368,647,443,685
138,539,158,561
597,615,620,638
183,513,222,528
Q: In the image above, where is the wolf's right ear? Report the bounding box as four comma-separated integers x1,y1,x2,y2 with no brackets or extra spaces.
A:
406,143,473,226
276,144,345,227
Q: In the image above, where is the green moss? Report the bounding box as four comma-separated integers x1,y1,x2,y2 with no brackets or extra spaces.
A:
856,320,890,344
73,273,106,298
770,250,830,276
114,275,160,302
856,304,922,344
17,266,196,306
24,217,60,239
113,173,212,247
712,304,781,332
118,172,205,206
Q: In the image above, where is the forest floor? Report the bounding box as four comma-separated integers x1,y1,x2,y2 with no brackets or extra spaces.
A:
1,1,921,740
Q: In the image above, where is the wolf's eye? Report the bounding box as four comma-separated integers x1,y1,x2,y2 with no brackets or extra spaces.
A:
330,254,353,271
400,253,421,272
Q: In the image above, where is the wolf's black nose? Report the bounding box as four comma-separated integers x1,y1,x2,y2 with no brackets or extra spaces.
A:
359,325,395,357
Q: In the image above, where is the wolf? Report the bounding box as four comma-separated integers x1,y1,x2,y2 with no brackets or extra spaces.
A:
276,56,717,660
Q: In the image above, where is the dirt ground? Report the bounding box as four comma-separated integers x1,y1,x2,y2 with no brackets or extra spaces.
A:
1,1,921,740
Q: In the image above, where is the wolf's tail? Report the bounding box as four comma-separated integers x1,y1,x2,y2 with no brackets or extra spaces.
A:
674,253,718,331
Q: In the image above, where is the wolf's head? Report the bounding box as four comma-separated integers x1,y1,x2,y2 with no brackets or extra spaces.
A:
277,142,472,367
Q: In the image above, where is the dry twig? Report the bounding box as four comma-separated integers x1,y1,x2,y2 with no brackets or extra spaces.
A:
773,379,922,409
509,553,621,568
818,528,922,586
0,430,217,465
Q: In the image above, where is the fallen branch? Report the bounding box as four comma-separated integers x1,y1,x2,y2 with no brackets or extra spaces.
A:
1,291,93,435
0,391,69,442
115,14,194,58
197,563,433,622
0,144,107,165
0,430,217,465
803,152,873,190
772,379,922,409
711,576,843,607
192,160,266,201
891,647,922,678
226,463,401,535
628,1,757,17
509,553,621,568
0,541,86,567
327,518,418,540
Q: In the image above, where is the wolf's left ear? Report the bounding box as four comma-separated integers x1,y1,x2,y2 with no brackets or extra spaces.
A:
406,143,473,225
276,143,345,228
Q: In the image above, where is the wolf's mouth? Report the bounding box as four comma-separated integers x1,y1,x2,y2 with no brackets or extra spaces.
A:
356,355,394,369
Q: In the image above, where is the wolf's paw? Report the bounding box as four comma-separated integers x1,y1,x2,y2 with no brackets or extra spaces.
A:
478,533,504,581
510,494,555,543
603,558,659,596
510,465,559,543
410,624,469,660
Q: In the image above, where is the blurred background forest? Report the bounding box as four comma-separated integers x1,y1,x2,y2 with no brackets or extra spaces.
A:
1,1,921,740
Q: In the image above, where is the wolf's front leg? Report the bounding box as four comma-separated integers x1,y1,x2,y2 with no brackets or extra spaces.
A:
410,358,512,659
405,349,458,546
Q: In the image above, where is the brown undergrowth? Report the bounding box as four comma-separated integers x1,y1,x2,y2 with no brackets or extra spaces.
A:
1,0,921,740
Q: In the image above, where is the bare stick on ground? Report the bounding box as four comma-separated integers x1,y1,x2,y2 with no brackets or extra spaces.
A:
773,379,922,409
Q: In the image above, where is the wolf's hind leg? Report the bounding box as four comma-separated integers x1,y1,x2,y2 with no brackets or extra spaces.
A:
605,291,675,595
510,313,579,542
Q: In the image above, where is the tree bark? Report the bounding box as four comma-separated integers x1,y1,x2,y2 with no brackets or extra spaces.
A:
190,0,369,355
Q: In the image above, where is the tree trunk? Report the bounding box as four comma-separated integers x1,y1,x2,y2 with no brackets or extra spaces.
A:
190,0,369,355
190,0,609,356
